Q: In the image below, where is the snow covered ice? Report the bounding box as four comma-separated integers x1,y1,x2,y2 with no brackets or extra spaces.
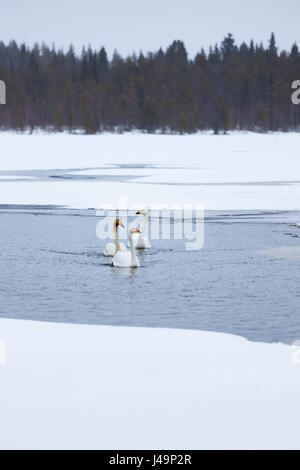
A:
0,131,300,210
0,318,300,450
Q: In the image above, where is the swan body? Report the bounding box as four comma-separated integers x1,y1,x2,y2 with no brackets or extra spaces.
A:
103,219,127,257
113,227,140,268
129,208,151,249
103,241,127,257
133,235,151,249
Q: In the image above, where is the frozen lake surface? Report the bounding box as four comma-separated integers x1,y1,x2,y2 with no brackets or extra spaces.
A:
1,206,299,344
1,132,300,210
1,132,300,345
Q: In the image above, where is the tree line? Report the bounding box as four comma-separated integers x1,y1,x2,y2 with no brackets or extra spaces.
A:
0,33,300,134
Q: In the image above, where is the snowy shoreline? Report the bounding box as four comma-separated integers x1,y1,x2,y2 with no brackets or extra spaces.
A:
0,317,299,450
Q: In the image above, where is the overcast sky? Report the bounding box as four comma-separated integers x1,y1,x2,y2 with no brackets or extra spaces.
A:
2,0,300,57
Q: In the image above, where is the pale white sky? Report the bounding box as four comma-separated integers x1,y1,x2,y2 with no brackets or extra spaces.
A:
1,0,299,57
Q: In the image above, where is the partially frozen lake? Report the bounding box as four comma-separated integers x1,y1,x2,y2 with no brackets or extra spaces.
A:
1,206,299,344
1,132,300,345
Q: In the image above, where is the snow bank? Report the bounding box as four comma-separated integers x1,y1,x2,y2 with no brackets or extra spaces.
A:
0,132,300,209
0,318,299,450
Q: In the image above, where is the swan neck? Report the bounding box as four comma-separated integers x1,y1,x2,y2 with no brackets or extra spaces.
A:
129,232,136,263
114,223,121,252
141,213,148,235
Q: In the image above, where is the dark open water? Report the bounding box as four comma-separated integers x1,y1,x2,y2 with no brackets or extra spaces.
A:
0,206,300,344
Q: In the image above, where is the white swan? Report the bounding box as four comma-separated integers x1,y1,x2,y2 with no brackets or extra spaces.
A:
129,208,151,249
113,227,141,267
103,218,127,257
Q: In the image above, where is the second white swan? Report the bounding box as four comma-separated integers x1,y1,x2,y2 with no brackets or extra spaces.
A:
129,208,151,249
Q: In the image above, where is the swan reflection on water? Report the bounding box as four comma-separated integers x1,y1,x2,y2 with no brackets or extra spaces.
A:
111,265,140,281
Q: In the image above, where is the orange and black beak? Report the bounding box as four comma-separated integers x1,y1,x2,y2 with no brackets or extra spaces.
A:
136,210,142,215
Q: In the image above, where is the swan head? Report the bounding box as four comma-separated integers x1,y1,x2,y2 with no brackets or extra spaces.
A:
129,226,140,234
136,208,148,216
115,218,125,228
